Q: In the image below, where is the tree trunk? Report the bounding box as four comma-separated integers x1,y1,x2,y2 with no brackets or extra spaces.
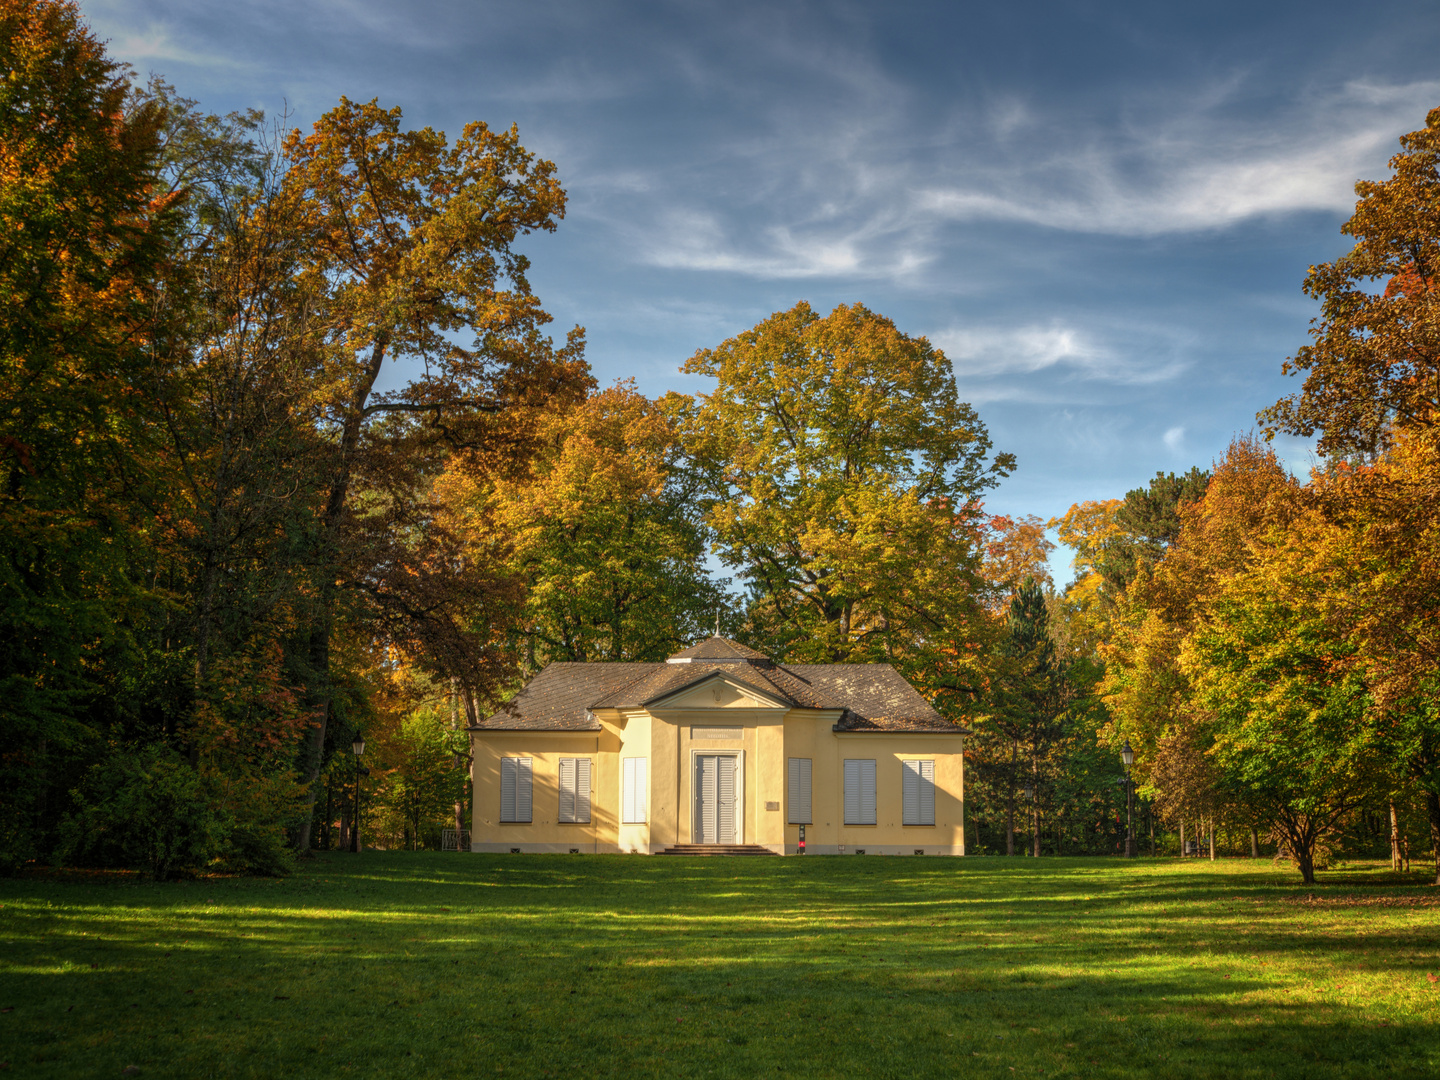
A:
1390,801,1401,871
1250,824,1259,859
1032,756,1041,857
1295,840,1316,885
292,336,390,851
338,810,350,853
1006,740,1017,856
1209,818,1216,861
1427,789,1440,886
1180,820,1186,858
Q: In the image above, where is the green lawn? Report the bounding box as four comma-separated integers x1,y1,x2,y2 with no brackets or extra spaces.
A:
1,854,1437,1079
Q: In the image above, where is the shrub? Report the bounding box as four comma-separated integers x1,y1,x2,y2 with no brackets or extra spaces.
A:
57,747,222,880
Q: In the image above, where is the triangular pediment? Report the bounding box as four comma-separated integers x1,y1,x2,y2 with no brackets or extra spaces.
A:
647,671,790,710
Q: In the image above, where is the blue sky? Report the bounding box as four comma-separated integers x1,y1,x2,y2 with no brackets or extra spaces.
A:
87,0,1440,584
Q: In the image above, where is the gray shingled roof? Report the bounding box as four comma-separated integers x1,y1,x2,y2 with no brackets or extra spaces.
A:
472,638,959,734
472,662,660,730
666,636,769,661
787,665,954,732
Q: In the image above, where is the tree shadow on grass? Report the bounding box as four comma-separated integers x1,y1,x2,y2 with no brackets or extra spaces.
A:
1,853,1436,1079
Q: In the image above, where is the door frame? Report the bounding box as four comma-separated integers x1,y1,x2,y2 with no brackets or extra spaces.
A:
690,749,744,845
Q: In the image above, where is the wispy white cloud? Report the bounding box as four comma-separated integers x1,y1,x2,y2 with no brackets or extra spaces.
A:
931,322,1188,387
1163,425,1186,452
102,23,246,70
918,80,1440,236
591,73,1440,280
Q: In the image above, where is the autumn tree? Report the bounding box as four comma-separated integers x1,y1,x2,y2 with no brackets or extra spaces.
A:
436,383,729,669
671,301,1013,713
1048,499,1122,659
1259,102,1440,881
983,513,1054,606
1181,496,1383,883
0,0,184,869
1304,433,1440,881
1100,443,1287,820
276,98,591,846
1261,106,1440,457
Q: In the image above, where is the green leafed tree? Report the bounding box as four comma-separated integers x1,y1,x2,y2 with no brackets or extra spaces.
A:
436,383,730,669
0,0,184,869
669,301,1013,710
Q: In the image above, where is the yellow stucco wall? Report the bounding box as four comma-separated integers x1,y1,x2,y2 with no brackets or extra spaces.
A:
470,698,964,855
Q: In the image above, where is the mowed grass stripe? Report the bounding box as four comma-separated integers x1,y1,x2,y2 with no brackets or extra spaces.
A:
1,854,1437,1078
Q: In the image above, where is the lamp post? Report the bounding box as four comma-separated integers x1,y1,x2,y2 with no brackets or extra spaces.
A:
1121,739,1136,858
351,733,365,853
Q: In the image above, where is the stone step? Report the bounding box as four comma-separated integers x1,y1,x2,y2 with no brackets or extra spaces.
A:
656,844,779,856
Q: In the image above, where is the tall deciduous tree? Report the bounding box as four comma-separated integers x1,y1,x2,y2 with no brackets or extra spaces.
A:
436,383,729,669
671,302,1013,711
277,97,590,847
1262,106,1440,457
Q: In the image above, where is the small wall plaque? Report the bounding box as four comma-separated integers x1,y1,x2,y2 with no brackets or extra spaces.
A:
765,800,780,811
691,725,742,741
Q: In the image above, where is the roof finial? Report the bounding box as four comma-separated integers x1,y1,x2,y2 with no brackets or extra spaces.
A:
714,607,720,638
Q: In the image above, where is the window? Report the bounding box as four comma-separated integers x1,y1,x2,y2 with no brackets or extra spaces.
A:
902,759,936,826
559,758,592,824
843,758,876,825
787,757,812,824
500,757,532,823
622,757,647,824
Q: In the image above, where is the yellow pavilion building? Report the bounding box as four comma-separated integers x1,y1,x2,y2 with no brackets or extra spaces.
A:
468,636,966,856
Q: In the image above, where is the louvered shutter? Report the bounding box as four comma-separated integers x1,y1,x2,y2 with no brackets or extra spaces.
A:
903,760,935,825
515,758,532,822
919,759,935,825
717,756,736,843
788,758,812,824
501,757,532,823
845,759,876,825
501,758,516,821
903,760,920,824
559,758,576,822
575,758,592,824
860,759,876,824
635,757,646,822
698,756,717,843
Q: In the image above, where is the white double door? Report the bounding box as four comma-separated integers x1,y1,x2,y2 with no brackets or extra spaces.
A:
694,754,740,844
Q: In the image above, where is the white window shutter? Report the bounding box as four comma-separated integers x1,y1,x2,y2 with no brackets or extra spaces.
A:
636,757,646,823
788,758,812,824
576,758,592,824
920,759,935,826
516,758,532,822
502,757,532,823
903,760,920,825
844,759,876,825
860,759,876,824
843,759,857,823
501,757,516,822
559,758,576,823
717,755,736,844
